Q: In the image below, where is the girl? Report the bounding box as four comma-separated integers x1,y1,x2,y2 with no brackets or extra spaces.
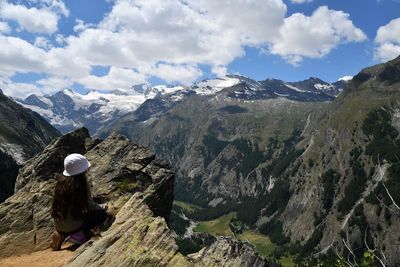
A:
50,153,107,250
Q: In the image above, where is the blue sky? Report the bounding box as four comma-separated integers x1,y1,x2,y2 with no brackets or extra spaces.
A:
0,0,399,97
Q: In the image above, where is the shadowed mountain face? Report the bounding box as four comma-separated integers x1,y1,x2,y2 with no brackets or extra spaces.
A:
0,90,60,203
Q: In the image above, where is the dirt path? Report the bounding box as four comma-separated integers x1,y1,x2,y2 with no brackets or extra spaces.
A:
0,244,76,267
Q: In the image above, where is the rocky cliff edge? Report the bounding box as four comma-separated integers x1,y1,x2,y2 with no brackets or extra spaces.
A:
0,128,269,267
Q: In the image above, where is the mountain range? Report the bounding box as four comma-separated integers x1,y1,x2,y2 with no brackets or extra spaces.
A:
16,76,345,135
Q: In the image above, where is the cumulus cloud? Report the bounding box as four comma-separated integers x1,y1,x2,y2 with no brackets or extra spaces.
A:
79,67,146,90
73,19,95,33
269,6,367,65
0,74,73,98
34,36,52,49
146,64,202,85
74,0,286,70
0,21,10,33
36,76,73,90
212,65,228,77
0,79,42,98
374,18,400,62
338,75,353,81
0,36,90,78
0,0,68,34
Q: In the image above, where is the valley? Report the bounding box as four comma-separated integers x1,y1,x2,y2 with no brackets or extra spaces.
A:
2,56,400,266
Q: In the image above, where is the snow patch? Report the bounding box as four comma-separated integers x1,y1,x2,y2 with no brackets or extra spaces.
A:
314,83,334,90
284,83,306,92
194,76,240,95
274,92,289,97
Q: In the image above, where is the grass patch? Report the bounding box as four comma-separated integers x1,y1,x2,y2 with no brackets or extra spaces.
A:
193,213,297,265
116,179,139,193
173,201,202,213
193,212,236,236
237,231,276,257
279,256,295,267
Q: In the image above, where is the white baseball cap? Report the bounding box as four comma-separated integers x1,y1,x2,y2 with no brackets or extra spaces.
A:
63,153,91,176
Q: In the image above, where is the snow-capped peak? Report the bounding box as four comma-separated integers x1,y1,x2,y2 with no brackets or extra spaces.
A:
193,76,241,95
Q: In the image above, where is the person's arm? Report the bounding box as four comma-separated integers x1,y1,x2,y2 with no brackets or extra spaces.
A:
87,179,103,211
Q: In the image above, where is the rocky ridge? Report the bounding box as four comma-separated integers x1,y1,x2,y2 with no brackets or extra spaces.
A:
0,89,60,203
0,128,269,266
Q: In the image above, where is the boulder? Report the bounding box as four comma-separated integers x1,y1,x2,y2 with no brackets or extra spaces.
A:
188,237,269,267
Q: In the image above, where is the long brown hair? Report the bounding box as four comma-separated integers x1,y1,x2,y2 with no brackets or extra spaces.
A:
51,172,89,220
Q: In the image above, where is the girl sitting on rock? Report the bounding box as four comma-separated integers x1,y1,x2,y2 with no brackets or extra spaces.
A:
50,153,108,250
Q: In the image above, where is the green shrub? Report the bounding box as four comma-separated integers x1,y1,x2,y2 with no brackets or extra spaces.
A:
259,220,289,245
362,108,400,163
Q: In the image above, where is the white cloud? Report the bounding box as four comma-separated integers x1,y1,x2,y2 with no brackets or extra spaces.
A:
0,36,90,78
78,0,286,68
146,64,202,85
55,0,287,83
0,2,57,34
0,21,10,33
338,75,353,81
26,0,69,16
0,0,68,34
54,34,66,45
269,6,367,65
374,18,400,62
0,75,73,98
34,36,52,49
0,80,42,98
36,76,73,90
212,65,228,77
79,67,146,90
73,19,95,33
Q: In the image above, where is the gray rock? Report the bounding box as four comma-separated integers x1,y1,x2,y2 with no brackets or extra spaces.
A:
188,237,269,267
0,128,174,258
66,193,188,267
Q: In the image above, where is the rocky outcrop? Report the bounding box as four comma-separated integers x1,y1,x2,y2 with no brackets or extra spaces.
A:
0,127,268,266
188,237,269,267
0,128,174,258
67,193,188,266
